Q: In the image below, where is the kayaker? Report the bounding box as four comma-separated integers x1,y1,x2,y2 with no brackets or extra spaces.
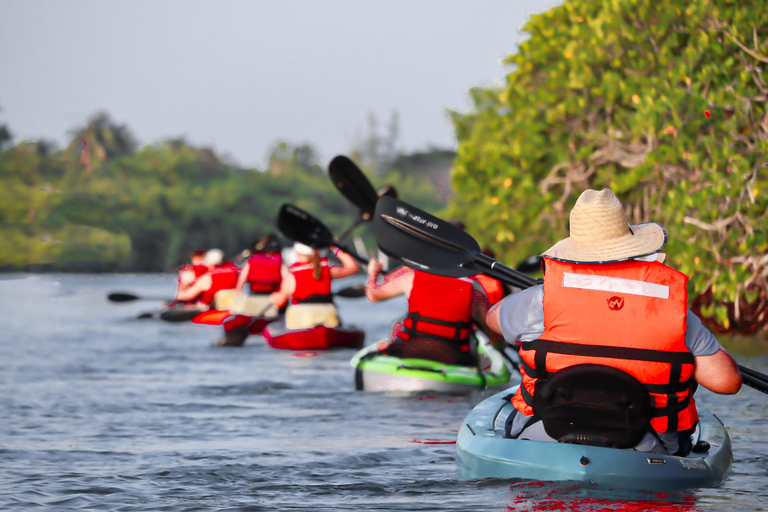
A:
175,249,239,308
234,234,284,297
365,259,503,365
487,188,742,456
216,234,285,347
174,250,208,304
269,242,359,329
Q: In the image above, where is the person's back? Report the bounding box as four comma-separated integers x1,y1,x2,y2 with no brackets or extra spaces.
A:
366,261,500,365
269,242,359,329
487,188,742,456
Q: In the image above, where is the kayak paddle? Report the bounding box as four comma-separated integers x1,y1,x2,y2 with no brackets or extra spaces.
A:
329,155,379,220
108,292,171,303
328,155,398,241
159,308,207,323
373,196,768,396
277,203,370,265
373,195,536,288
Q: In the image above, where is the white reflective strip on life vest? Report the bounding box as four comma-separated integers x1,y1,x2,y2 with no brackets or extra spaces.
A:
562,272,670,299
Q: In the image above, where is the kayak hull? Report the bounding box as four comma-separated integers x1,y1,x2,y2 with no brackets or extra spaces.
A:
263,322,365,350
456,387,732,490
351,340,513,393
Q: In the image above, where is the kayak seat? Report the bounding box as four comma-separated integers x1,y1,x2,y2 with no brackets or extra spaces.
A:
534,364,653,449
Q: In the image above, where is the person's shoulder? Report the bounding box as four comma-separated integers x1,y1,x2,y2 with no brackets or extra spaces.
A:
501,284,544,308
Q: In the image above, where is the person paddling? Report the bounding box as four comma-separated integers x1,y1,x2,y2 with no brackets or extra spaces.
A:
174,250,208,305
269,242,359,329
365,258,502,365
175,249,239,308
216,234,285,347
486,188,742,456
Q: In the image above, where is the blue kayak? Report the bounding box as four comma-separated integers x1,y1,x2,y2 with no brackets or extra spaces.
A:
456,387,732,490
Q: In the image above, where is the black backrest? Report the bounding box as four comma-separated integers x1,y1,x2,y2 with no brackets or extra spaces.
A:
533,364,653,449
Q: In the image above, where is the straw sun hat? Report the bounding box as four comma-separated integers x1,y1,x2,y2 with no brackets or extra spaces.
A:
543,189,667,263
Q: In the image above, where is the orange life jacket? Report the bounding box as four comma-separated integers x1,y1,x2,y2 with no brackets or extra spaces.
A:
245,252,283,294
290,258,332,304
198,265,240,306
470,274,505,305
396,270,474,346
512,257,698,434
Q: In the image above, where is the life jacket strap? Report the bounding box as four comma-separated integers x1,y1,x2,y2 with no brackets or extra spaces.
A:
521,339,694,427
403,311,472,345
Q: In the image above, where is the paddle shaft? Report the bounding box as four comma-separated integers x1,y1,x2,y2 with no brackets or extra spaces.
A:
473,252,538,289
737,364,768,394
336,217,366,243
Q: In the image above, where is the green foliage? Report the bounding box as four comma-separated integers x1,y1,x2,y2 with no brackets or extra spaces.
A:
449,0,768,333
0,113,447,272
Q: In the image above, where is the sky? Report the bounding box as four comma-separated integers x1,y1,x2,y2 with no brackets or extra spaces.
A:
0,0,561,169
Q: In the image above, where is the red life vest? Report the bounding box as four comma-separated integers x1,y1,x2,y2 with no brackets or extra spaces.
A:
396,270,474,345
470,274,505,305
193,264,208,278
290,258,332,304
198,265,240,306
512,257,698,434
245,252,283,294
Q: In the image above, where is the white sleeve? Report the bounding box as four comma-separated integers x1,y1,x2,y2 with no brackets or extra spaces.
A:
499,285,545,344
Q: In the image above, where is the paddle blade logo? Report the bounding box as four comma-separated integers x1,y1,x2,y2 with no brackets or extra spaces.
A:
607,296,624,311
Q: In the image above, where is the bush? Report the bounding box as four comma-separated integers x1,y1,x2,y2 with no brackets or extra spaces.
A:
449,0,768,334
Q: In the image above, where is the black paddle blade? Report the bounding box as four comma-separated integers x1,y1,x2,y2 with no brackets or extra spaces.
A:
329,155,379,218
276,203,334,248
373,196,479,277
159,308,204,323
107,292,140,302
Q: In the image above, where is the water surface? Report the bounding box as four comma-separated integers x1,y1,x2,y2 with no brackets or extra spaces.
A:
1,274,766,511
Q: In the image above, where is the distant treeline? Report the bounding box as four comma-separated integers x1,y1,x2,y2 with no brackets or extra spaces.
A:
0,112,455,272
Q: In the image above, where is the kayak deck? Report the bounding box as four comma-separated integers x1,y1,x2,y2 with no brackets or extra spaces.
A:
263,321,365,351
456,387,732,490
351,338,514,393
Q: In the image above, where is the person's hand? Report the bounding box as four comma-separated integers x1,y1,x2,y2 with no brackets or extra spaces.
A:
367,258,383,280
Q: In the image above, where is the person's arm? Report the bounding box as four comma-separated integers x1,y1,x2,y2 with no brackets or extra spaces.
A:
234,261,250,295
329,247,359,279
471,281,504,350
694,349,742,394
486,285,545,345
175,274,212,302
684,309,742,394
269,265,294,308
365,259,412,302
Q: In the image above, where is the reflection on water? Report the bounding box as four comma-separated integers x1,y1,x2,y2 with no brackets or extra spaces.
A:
0,274,766,511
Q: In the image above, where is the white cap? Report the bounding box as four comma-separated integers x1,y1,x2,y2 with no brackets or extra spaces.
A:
293,242,315,256
202,248,224,266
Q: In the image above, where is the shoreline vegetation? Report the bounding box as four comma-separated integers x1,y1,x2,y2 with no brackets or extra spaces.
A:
0,111,455,274
2,0,767,336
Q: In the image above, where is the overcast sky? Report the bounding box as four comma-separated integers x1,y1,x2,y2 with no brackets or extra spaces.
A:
0,1,561,168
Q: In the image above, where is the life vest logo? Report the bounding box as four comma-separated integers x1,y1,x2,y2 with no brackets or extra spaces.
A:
396,207,408,217
607,296,625,310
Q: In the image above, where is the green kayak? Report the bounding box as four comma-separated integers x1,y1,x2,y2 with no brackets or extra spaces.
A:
350,335,514,392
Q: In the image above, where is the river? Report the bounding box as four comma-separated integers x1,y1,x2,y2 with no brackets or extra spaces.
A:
1,274,766,511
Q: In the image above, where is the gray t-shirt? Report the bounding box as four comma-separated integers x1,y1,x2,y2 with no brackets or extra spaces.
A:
499,284,721,356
